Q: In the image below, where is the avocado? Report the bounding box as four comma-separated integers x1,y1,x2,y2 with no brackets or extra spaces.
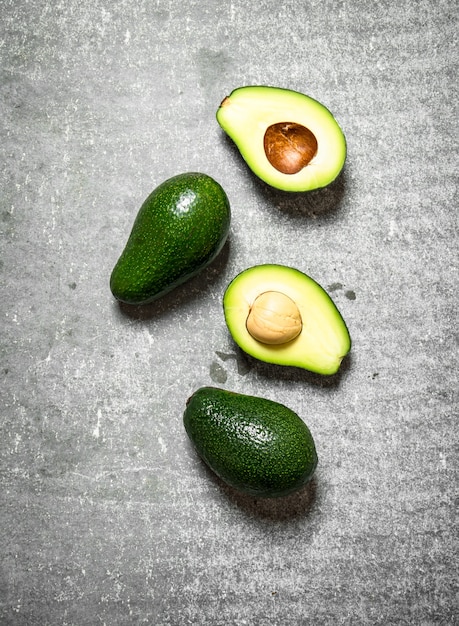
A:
184,386,318,498
110,173,231,305
216,86,346,192
223,264,351,375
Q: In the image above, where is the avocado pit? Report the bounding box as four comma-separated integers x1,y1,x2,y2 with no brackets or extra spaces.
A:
263,122,318,175
246,290,302,345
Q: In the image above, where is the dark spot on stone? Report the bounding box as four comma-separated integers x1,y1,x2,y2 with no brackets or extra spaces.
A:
327,282,343,292
345,290,356,300
210,361,227,384
197,48,232,89
215,351,234,362
215,351,251,376
68,282,77,290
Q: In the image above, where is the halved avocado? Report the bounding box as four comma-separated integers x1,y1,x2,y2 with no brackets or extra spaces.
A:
217,86,346,192
223,264,351,375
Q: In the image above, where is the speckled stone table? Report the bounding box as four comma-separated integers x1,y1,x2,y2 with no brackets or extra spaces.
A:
1,1,458,624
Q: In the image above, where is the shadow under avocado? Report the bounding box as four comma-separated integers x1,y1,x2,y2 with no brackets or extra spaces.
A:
224,476,318,522
198,455,319,522
111,237,231,323
250,350,352,389
221,132,347,221
220,341,352,390
253,167,347,221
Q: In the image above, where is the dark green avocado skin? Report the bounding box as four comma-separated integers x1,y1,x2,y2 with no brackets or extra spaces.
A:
183,387,318,498
110,173,231,305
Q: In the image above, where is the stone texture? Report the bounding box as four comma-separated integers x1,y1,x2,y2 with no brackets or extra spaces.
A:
1,0,457,624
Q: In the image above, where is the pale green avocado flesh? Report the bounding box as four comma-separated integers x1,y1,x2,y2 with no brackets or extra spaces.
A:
217,86,346,192
223,264,351,375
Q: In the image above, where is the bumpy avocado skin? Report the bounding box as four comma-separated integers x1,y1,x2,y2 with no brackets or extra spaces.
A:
184,387,318,498
217,85,346,192
110,173,231,305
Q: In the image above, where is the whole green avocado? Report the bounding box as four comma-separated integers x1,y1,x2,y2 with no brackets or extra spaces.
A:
110,173,231,305
183,386,318,498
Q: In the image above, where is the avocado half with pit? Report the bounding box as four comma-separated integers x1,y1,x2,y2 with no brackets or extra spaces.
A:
216,86,346,192
223,264,351,375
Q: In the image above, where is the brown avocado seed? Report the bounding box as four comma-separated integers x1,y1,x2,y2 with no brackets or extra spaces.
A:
246,291,303,345
263,122,318,175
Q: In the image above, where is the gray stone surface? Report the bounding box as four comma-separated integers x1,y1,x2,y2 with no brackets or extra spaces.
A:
1,1,458,624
